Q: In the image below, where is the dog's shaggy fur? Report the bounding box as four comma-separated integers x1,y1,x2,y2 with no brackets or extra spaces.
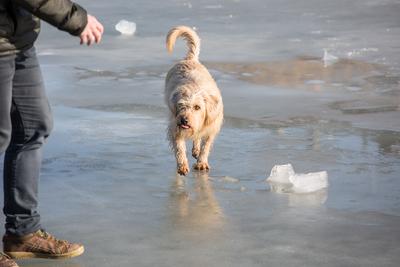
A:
165,26,223,176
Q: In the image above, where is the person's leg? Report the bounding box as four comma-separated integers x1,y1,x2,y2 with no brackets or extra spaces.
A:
0,54,21,267
0,54,14,154
2,47,84,260
2,47,53,236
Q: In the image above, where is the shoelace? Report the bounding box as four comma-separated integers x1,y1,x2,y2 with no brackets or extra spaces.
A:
0,251,12,259
37,230,69,246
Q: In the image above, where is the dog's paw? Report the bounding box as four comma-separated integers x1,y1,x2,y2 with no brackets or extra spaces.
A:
194,162,210,171
177,163,190,176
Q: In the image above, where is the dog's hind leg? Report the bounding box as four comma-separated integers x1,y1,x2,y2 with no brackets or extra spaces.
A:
192,138,201,159
194,135,215,171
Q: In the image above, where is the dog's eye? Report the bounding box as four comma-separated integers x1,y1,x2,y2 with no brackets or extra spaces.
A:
194,105,201,110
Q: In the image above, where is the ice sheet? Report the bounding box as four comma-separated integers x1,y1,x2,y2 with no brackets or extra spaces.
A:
16,0,400,266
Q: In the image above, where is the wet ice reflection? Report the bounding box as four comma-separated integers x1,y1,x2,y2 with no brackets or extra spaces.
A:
269,182,328,207
168,173,225,238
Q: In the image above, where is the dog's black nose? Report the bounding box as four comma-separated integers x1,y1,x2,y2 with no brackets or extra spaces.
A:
180,117,188,125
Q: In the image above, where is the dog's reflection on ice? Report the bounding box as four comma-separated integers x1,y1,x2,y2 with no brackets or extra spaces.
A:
168,172,225,236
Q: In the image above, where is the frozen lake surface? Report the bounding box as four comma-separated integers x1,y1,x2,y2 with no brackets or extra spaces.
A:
1,0,400,266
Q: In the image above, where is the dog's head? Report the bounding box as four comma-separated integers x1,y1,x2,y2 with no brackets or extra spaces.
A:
172,91,206,134
170,88,220,134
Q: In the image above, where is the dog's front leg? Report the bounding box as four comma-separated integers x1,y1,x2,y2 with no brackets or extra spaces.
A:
192,138,201,159
194,135,215,171
175,138,190,175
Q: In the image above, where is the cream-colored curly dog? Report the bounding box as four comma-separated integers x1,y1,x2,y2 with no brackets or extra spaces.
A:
165,26,223,176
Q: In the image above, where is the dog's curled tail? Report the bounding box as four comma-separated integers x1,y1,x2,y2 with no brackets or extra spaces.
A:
166,26,200,61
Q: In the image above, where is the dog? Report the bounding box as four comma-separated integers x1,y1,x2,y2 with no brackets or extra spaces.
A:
165,26,223,176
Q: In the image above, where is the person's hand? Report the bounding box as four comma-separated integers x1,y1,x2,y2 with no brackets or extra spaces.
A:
79,15,104,46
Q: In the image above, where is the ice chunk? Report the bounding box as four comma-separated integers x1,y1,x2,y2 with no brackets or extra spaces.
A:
323,49,338,67
37,50,55,56
267,164,329,194
289,171,328,193
115,20,136,35
183,2,192,8
221,176,240,183
205,5,223,9
305,79,325,85
266,164,295,184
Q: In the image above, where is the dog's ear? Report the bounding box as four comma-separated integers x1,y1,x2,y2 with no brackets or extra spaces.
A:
169,92,180,115
204,94,220,126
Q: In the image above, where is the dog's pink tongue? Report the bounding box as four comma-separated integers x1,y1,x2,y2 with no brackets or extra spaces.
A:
181,125,190,129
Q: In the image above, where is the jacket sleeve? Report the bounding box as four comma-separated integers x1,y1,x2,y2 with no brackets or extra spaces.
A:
14,0,88,36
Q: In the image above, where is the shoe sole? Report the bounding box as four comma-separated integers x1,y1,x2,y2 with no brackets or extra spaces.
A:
5,246,84,259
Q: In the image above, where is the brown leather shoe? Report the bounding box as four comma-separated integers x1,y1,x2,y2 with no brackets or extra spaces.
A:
2,229,84,259
0,252,19,267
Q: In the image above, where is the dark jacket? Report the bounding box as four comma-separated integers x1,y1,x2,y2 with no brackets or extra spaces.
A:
0,0,87,56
